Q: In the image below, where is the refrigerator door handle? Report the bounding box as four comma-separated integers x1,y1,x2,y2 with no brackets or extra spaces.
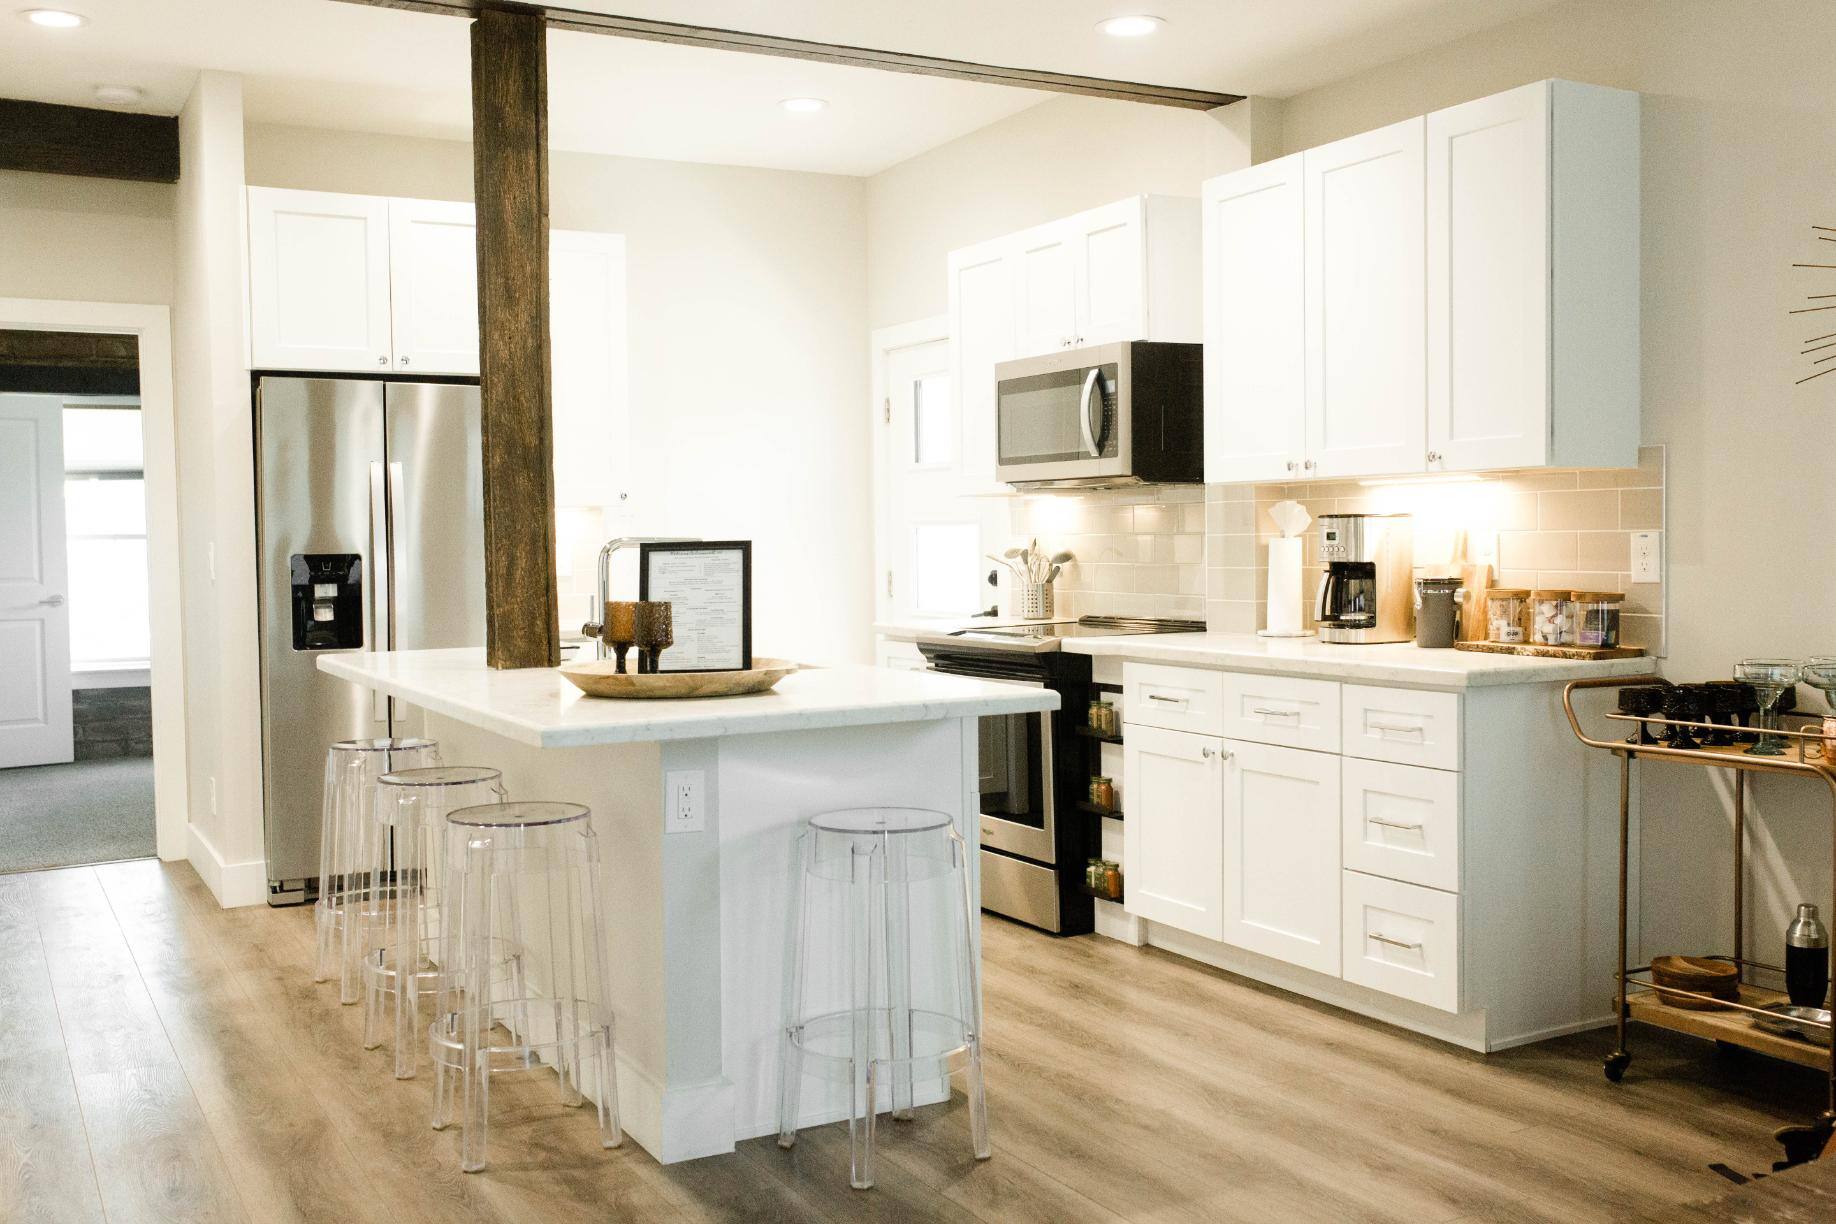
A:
368,460,390,723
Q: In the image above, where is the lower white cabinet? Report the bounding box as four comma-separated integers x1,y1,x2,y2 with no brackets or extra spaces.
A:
1123,724,1226,941
1341,870,1460,1012
1341,757,1460,893
1222,739,1342,975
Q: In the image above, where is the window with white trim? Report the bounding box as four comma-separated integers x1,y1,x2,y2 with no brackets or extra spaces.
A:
62,403,149,671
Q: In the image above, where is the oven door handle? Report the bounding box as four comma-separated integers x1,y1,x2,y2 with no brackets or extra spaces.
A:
1078,367,1103,458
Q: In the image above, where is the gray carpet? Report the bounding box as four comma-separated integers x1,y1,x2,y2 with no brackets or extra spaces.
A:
0,758,156,874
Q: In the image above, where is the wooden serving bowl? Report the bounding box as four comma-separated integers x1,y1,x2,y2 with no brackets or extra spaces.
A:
558,658,799,700
1650,955,1739,1010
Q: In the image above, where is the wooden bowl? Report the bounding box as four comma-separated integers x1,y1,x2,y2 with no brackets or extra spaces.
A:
558,658,799,700
1650,955,1739,1010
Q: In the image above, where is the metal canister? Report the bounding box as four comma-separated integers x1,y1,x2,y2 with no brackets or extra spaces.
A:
1786,902,1831,1008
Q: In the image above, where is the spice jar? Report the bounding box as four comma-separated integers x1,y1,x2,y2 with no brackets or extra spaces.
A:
1089,775,1115,811
1529,590,1577,646
1087,699,1108,734
1086,859,1104,892
1096,700,1118,737
1573,591,1624,649
1103,860,1122,900
1486,588,1530,644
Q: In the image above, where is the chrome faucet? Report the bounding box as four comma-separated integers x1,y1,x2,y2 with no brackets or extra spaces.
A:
580,537,699,659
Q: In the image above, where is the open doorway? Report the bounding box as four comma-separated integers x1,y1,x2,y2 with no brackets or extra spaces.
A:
0,330,157,872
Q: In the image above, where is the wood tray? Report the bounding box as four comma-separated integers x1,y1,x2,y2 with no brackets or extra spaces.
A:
559,658,799,699
1454,641,1646,660
1627,983,1831,1071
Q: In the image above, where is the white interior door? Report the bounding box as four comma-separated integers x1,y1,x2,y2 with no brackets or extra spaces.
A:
877,335,1004,623
0,395,74,768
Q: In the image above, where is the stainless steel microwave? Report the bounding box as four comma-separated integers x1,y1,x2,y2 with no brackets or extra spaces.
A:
993,340,1203,490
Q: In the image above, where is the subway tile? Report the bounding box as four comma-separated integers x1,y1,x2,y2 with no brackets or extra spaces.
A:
1218,501,1256,534
1575,531,1631,572
1173,535,1203,564
1134,564,1179,594
1496,492,1539,532
1619,488,1662,530
1208,601,1259,634
1622,583,1663,616
1181,503,1207,532
1169,595,1204,618
1206,501,1227,534
1092,564,1131,591
1538,489,1620,531
1491,471,1582,494
1177,565,1205,596
1134,504,1170,534
1621,613,1664,654
1211,533,1257,567
1220,568,1261,601
1499,531,1577,571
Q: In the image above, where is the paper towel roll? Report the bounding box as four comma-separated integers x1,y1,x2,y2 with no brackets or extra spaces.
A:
1264,537,1305,636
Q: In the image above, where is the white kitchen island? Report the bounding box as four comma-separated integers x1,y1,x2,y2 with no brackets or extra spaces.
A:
318,647,1056,1164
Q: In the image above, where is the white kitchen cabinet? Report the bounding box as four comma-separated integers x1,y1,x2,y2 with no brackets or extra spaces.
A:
947,238,1015,483
1014,227,1077,356
549,229,629,508
1123,723,1227,941
248,187,393,372
1341,870,1461,1012
1304,116,1427,479
1069,198,1145,347
387,197,480,376
1202,154,1305,484
1426,80,1639,472
1222,738,1342,975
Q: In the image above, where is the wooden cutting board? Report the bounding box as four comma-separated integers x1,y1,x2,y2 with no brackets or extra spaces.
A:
1454,641,1646,660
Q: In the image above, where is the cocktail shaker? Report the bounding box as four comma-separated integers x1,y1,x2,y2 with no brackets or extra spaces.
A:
1786,902,1830,1008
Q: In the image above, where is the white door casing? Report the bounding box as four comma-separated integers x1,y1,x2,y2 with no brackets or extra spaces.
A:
0,394,74,768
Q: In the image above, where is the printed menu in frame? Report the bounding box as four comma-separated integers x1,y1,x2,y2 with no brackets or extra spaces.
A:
637,541,752,673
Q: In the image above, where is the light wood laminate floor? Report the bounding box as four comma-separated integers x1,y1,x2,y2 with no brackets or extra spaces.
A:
0,859,1824,1223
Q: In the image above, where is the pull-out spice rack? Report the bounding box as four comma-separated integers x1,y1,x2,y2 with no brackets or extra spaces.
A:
1563,676,1836,1164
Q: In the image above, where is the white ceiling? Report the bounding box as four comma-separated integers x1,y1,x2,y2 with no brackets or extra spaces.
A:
0,0,1568,177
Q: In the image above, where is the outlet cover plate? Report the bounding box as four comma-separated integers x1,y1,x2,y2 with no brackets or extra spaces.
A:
666,770,705,834
1631,531,1661,584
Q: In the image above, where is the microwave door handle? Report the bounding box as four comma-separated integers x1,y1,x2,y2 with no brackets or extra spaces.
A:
1078,367,1103,458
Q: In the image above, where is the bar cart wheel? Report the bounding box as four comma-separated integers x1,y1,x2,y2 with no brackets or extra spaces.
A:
1603,1050,1631,1083
1772,1116,1834,1170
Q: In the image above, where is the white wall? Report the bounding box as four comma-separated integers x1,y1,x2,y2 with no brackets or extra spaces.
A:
0,172,175,305
1273,0,1836,970
865,94,1271,330
242,123,873,672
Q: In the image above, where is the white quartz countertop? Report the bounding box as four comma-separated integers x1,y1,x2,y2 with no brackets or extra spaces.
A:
319,649,1058,749
876,617,1657,689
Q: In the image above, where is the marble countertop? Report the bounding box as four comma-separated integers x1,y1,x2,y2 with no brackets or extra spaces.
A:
319,649,1058,749
876,617,1658,689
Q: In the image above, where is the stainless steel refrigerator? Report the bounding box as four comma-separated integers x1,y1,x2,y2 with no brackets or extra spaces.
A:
255,376,484,905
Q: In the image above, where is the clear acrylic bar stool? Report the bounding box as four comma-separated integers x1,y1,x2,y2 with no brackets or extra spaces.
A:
429,801,621,1172
360,765,507,1079
315,737,439,1004
777,807,990,1190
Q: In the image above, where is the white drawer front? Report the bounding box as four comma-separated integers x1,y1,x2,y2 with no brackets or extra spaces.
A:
1221,673,1340,752
1341,871,1461,1013
1342,684,1460,770
1341,758,1460,893
1123,663,1227,735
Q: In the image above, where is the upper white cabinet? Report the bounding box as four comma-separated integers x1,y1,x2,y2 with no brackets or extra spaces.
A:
549,230,629,508
247,187,393,373
948,195,1199,480
1202,154,1305,484
1427,79,1639,472
1201,79,1638,484
387,197,481,376
1305,117,1428,479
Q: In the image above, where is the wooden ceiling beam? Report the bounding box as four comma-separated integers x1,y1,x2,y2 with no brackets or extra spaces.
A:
0,99,179,183
334,0,1243,110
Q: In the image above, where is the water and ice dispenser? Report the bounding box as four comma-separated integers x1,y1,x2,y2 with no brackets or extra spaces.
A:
290,554,363,651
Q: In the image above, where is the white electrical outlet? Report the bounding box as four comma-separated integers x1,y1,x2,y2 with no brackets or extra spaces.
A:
665,770,705,834
1631,531,1662,584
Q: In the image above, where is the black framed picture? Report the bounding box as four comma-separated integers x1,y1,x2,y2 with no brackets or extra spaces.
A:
637,541,753,672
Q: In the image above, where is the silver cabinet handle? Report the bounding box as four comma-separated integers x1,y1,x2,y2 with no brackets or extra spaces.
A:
1285,460,1298,472
1302,459,1316,471
1367,817,1424,832
399,355,411,367
1250,705,1300,720
1200,745,1214,759
1370,932,1423,951
1367,721,1425,737
1199,745,1230,761
1147,693,1185,704
377,355,388,367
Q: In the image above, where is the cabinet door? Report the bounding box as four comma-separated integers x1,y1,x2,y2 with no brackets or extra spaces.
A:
1123,724,1226,941
1014,224,1078,357
248,187,393,372
1070,198,1144,347
387,198,479,376
948,239,1015,482
1203,156,1305,484
1427,82,1550,471
1223,739,1342,975
549,230,629,508
1304,118,1427,479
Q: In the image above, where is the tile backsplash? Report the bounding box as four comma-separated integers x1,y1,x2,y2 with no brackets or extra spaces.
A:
1005,485,1206,620
1204,445,1668,653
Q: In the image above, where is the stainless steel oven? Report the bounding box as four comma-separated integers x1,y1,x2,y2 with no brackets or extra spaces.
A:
994,340,1204,491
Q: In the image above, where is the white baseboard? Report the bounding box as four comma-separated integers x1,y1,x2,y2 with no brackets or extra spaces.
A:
187,823,267,908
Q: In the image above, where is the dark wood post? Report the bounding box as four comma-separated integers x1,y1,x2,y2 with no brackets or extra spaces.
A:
470,4,560,669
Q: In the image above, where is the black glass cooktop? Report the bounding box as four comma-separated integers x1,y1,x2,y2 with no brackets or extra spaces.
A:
950,616,1206,645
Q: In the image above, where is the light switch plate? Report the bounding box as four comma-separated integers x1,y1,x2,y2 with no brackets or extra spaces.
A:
1631,531,1661,584
666,770,705,834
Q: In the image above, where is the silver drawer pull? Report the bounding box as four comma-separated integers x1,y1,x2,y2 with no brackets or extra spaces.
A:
1369,932,1423,951
1368,721,1425,737
1367,817,1425,832
1147,694,1186,704
1250,706,1300,720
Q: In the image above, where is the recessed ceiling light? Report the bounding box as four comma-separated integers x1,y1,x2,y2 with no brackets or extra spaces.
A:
780,97,828,115
94,84,143,106
1097,14,1164,38
20,7,86,27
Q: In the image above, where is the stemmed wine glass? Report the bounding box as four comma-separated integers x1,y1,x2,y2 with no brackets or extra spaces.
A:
1799,657,1836,761
1734,658,1800,756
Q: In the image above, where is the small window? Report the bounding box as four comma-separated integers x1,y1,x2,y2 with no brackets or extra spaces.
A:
911,372,952,468
63,404,148,671
910,521,981,616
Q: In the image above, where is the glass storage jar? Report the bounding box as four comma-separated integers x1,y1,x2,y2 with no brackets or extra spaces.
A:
1573,591,1624,649
1529,589,1577,646
1486,588,1530,644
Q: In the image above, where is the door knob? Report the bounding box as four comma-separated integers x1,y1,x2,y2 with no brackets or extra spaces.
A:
39,594,64,607
1285,460,1298,473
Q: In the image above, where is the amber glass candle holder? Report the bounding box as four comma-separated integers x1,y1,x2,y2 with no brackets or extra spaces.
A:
602,600,639,674
632,601,674,675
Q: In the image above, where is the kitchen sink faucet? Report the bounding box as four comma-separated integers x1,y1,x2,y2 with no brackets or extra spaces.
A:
580,537,700,660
